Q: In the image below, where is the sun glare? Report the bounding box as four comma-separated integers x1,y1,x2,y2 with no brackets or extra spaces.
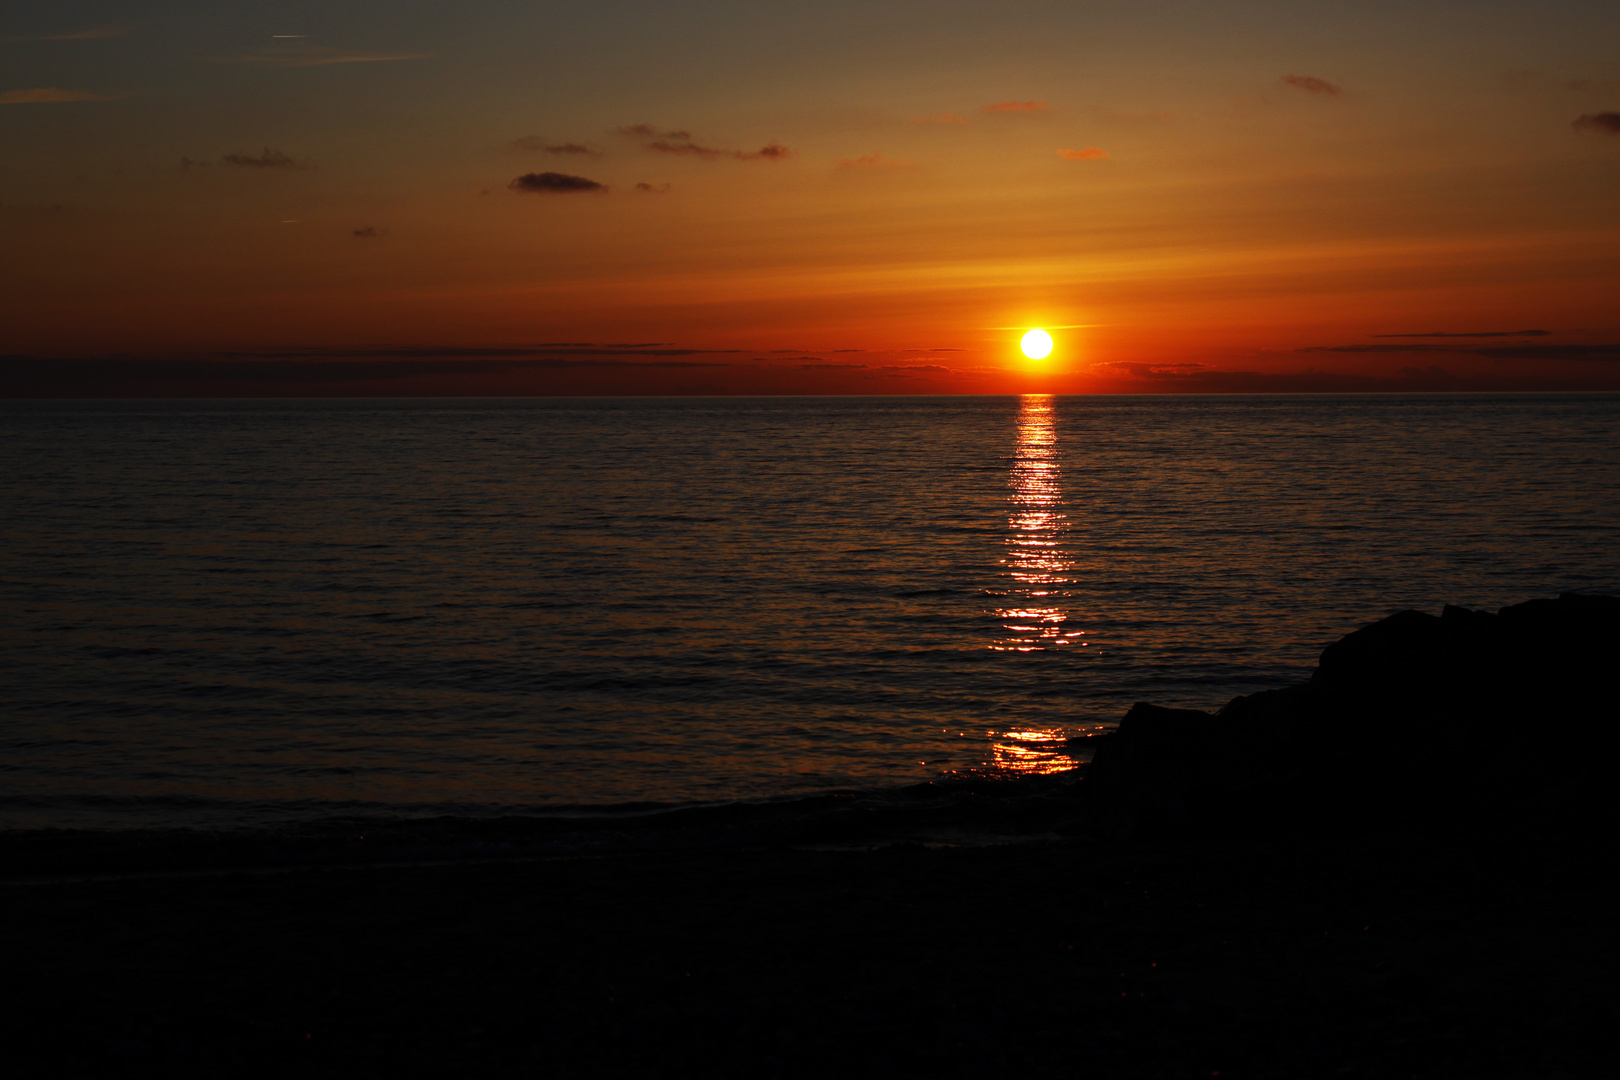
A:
1020,329,1053,359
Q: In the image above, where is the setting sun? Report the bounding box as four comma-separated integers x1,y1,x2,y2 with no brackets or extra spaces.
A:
1020,330,1054,359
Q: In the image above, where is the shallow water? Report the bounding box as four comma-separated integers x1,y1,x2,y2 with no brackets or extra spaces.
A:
2,393,1617,830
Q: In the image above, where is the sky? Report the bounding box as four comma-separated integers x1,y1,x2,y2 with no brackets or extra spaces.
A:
3,0,1619,395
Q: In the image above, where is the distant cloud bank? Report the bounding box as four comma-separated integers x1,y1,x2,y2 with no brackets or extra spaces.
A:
221,148,303,169
0,87,117,104
512,137,599,155
3,24,131,41
836,154,912,169
1573,112,1620,134
617,125,790,160
510,172,606,194
227,45,427,67
1281,74,1342,96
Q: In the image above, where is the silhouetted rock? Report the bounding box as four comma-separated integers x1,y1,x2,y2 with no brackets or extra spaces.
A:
1084,593,1620,836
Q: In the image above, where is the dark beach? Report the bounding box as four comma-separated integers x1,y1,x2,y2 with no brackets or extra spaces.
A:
4,596,1615,1079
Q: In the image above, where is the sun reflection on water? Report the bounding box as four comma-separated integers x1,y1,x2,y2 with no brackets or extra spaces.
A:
976,395,1087,776
991,394,1082,655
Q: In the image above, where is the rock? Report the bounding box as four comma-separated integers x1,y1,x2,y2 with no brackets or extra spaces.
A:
1083,593,1620,837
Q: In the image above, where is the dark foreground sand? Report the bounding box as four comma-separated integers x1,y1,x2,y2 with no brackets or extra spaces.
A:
1,800,1612,1079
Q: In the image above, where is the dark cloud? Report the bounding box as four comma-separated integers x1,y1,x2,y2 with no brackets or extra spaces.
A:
801,363,867,369
352,226,381,238
3,25,131,41
235,345,739,359
634,182,672,193
1573,112,1620,134
617,125,790,161
221,148,302,169
1281,74,1342,96
510,171,606,194
511,136,599,155
1301,343,1620,362
1,87,121,104
879,365,950,372
1372,330,1549,338
831,349,863,353
0,356,739,396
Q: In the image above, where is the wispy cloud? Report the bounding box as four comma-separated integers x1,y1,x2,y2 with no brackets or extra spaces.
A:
221,148,303,169
1058,146,1109,160
0,87,119,104
3,24,131,41
983,100,1047,113
1095,107,1175,125
835,154,913,168
617,124,790,161
511,136,600,155
633,182,672,193
1301,342,1620,362
225,44,427,67
352,226,383,238
1281,74,1342,96
1573,112,1620,134
510,171,606,194
1371,330,1549,338
911,113,967,125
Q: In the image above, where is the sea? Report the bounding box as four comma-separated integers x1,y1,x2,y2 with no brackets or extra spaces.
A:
2,393,1618,839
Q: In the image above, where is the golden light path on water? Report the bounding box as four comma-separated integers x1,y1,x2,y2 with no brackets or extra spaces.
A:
986,394,1084,774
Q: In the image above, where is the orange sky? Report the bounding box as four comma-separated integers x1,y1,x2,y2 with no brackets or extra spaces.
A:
3,1,1619,394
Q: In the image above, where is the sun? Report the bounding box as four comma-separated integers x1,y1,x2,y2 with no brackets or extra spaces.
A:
1020,329,1053,359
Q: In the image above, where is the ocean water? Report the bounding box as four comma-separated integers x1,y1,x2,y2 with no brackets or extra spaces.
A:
2,393,1617,832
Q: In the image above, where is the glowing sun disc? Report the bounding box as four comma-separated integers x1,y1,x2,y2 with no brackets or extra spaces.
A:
1020,329,1053,359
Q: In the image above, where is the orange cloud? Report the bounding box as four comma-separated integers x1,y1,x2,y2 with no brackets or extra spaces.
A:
0,87,118,104
1281,74,1342,96
835,154,913,169
1058,147,1109,160
983,100,1047,112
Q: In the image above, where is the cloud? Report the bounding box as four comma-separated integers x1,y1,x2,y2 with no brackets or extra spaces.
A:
1096,107,1175,125
617,124,790,161
880,364,950,372
835,154,913,168
983,100,1047,113
1281,75,1342,96
1371,330,1549,338
352,226,383,238
1300,342,1620,362
511,136,599,155
226,45,427,67
510,171,606,194
911,113,967,125
1573,112,1620,135
634,182,672,193
1058,147,1109,160
234,345,737,359
4,24,132,41
220,148,303,169
0,87,118,104
800,363,868,369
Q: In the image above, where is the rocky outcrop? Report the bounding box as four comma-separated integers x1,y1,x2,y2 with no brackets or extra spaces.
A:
1083,593,1620,837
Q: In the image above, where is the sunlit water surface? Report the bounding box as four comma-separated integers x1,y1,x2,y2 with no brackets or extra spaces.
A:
2,394,1617,829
